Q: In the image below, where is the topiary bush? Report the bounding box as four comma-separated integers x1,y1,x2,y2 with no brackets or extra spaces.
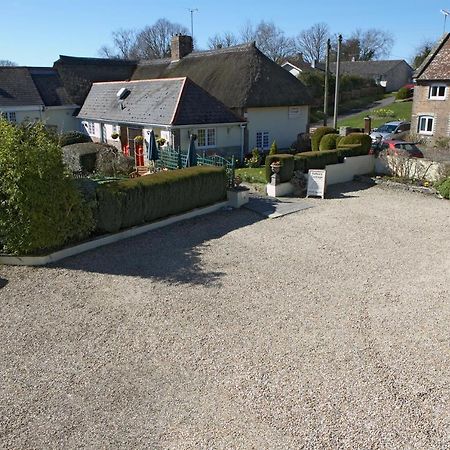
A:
59,131,91,147
338,133,372,154
336,146,368,160
335,135,344,147
269,140,278,155
311,127,337,152
436,177,450,199
265,154,295,183
95,166,227,233
319,133,339,151
294,151,339,173
396,87,411,100
0,121,94,255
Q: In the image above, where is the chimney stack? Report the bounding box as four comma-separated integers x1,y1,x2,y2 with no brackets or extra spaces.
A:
171,34,193,61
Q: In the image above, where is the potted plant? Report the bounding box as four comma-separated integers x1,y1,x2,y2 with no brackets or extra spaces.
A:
227,175,250,208
111,132,119,140
156,137,166,147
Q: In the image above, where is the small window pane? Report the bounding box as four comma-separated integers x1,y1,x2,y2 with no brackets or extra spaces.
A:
439,86,446,97
426,118,433,132
207,129,215,146
197,129,206,147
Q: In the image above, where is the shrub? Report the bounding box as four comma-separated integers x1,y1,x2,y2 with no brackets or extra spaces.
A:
269,140,278,155
62,143,98,174
291,132,311,153
336,146,369,160
264,154,295,183
396,87,410,100
0,121,94,255
311,127,337,152
338,133,372,154
319,133,339,151
246,148,261,168
95,166,227,233
436,177,450,199
294,150,339,173
95,144,135,176
59,131,91,147
335,135,344,147
372,108,395,118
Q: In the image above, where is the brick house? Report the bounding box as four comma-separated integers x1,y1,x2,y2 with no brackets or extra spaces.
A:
412,33,450,141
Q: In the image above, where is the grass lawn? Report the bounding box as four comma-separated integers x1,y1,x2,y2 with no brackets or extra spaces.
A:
337,100,412,129
235,167,266,184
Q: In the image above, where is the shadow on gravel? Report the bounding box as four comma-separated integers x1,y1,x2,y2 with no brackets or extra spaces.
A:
52,208,265,286
0,278,8,289
326,180,375,199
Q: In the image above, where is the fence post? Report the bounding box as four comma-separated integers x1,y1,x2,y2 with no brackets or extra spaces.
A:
177,149,182,169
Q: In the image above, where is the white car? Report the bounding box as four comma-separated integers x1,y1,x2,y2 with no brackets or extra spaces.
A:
370,121,411,143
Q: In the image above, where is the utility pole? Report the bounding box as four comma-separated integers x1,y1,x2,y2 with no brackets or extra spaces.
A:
189,8,198,40
333,34,342,129
323,39,331,126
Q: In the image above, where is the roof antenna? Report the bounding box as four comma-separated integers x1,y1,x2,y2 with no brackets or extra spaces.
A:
441,9,450,34
188,8,198,41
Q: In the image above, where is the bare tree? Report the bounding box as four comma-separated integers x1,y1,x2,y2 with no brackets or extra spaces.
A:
240,21,295,62
411,39,434,69
0,60,17,66
349,29,394,60
99,18,188,60
207,32,238,49
295,23,330,63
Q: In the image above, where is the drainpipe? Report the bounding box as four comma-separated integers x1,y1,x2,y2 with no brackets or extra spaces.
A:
240,123,246,162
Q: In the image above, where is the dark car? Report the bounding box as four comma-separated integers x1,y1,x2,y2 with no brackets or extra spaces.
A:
382,140,424,158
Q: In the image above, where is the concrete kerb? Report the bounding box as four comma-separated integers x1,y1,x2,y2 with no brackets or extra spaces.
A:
0,201,229,266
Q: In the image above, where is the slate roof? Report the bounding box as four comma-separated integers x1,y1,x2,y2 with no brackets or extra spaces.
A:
0,66,74,108
56,43,312,109
54,55,137,106
0,67,44,107
78,77,244,126
414,33,450,81
330,60,412,78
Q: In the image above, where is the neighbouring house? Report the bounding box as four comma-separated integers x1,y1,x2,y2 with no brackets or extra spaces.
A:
77,77,245,165
280,53,323,77
412,33,450,141
330,60,413,92
54,35,312,154
0,66,79,132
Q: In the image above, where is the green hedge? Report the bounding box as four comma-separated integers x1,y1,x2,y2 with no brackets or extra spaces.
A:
265,154,295,183
337,133,372,153
95,166,227,233
436,177,450,199
294,150,340,172
311,127,337,152
59,131,91,147
336,146,368,160
319,133,339,151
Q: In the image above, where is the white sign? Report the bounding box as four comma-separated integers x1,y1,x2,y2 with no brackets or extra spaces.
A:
307,169,326,199
288,106,302,119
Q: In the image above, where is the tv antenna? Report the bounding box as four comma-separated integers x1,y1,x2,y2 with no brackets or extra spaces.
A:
189,8,198,40
441,9,450,33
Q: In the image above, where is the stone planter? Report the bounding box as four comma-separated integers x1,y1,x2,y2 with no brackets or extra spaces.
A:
227,187,250,208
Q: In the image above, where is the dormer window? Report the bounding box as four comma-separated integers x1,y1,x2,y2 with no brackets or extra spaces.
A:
429,85,446,100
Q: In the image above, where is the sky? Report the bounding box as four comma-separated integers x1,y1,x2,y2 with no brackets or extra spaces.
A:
1,0,446,66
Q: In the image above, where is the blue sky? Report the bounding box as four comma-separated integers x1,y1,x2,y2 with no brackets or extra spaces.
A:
1,0,445,66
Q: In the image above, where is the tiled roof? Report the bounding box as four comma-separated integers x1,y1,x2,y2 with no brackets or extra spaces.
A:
414,33,450,80
330,60,411,78
78,77,244,126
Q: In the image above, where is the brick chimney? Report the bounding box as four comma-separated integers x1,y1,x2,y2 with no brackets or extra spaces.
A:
171,34,193,61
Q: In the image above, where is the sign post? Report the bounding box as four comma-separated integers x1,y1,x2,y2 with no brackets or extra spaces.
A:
306,169,326,199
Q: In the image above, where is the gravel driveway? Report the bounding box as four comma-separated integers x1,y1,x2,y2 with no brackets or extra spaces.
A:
1,182,449,449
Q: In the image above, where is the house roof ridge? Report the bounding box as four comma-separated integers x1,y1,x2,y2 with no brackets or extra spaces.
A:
414,33,450,79
92,77,187,85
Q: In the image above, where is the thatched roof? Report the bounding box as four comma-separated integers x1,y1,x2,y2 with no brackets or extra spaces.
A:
330,60,412,79
78,77,243,127
132,43,312,109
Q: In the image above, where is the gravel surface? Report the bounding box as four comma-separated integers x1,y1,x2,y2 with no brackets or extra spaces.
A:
1,182,449,449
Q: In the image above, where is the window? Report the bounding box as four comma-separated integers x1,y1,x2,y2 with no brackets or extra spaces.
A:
1,112,16,122
196,128,216,147
418,115,434,135
429,85,446,100
256,131,270,150
84,121,96,135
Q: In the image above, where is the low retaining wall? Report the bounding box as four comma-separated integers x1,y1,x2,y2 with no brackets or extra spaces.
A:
325,155,375,186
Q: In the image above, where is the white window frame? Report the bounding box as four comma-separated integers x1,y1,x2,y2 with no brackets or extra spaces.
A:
196,128,216,148
429,84,447,100
417,115,434,135
1,111,16,123
256,131,270,150
83,121,96,136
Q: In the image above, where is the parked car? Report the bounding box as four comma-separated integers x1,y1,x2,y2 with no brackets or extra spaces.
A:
382,140,424,158
370,121,411,143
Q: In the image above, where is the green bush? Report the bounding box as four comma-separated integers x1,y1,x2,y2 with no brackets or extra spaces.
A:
269,140,278,155
264,154,295,183
436,177,450,199
338,133,372,153
311,127,337,152
319,133,339,151
396,87,411,100
335,135,344,147
294,150,339,173
95,166,227,233
59,131,91,147
336,146,368,160
0,121,94,255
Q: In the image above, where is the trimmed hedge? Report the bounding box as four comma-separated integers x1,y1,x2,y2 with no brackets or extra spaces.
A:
336,146,369,160
311,127,337,152
337,133,372,153
294,151,339,172
59,131,91,147
265,154,295,183
319,133,339,151
95,166,227,233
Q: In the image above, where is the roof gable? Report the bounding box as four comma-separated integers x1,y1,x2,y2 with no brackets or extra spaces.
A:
78,77,243,126
415,33,450,80
0,67,44,107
